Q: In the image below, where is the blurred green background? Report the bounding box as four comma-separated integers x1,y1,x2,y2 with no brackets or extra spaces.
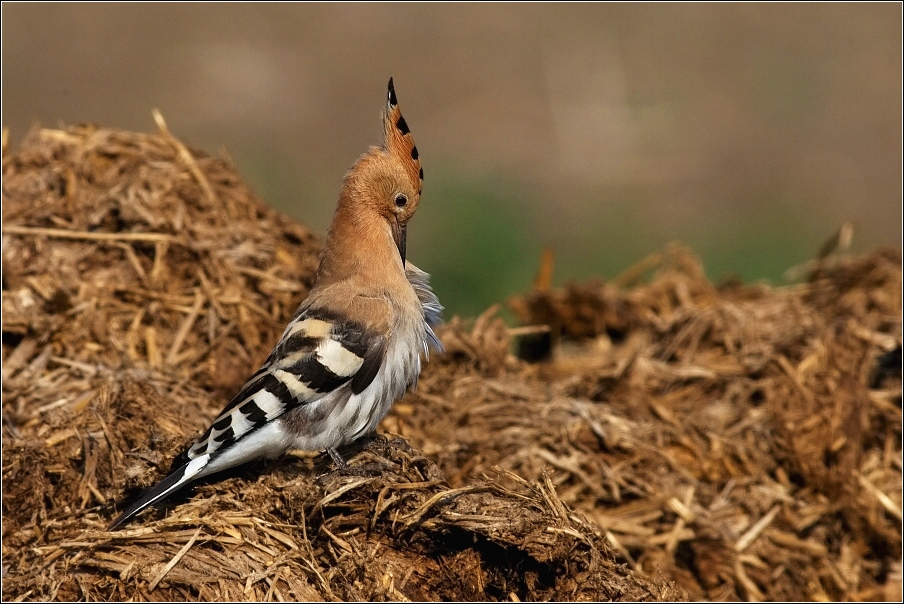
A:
3,4,901,318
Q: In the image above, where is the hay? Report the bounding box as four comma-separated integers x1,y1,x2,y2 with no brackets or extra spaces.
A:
498,246,902,600
2,121,900,601
1,123,677,601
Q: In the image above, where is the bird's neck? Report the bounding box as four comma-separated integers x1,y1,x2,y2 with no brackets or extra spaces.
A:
314,199,404,289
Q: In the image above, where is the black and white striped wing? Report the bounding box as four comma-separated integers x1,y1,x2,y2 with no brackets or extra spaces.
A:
186,314,382,460
108,310,384,529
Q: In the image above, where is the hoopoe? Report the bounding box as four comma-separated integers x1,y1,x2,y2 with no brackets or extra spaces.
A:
109,78,442,530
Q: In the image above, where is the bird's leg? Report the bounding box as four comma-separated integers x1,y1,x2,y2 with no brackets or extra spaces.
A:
321,446,382,479
326,447,350,472
323,435,414,478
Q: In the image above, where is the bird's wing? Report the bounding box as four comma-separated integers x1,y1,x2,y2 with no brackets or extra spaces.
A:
108,307,386,529
186,309,385,460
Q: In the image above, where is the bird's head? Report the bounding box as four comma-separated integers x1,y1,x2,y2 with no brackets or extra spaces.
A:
338,78,424,265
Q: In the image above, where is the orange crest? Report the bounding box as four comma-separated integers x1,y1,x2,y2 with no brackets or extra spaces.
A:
384,78,423,197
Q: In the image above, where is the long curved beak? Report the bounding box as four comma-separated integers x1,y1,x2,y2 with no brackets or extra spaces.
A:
392,217,407,266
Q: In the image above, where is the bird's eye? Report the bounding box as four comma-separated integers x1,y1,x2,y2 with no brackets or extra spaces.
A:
394,194,408,208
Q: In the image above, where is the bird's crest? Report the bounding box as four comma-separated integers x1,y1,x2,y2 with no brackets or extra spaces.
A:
384,77,423,197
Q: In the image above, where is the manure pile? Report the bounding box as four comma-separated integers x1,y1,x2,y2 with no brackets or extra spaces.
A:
2,123,901,601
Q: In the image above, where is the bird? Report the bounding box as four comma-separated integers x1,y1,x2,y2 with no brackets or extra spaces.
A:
109,78,443,530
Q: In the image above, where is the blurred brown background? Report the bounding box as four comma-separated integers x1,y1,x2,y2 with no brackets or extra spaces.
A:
3,3,901,317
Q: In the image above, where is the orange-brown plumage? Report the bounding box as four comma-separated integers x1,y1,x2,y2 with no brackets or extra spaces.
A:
109,79,442,530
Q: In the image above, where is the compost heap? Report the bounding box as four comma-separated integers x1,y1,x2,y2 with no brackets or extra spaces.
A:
2,123,901,601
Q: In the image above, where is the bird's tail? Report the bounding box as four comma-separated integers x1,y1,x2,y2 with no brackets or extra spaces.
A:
107,453,211,530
